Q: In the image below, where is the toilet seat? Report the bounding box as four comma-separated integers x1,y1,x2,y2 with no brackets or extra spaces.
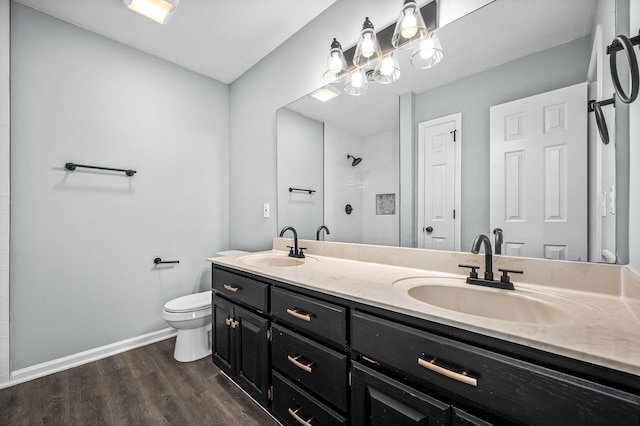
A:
164,290,211,313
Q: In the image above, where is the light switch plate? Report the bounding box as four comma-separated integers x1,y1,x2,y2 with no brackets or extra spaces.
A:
263,203,270,218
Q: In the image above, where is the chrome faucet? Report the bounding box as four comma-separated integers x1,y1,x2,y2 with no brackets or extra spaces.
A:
316,225,330,241
493,228,503,255
279,226,305,258
471,234,494,281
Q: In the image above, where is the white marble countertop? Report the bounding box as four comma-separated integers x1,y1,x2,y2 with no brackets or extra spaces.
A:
209,246,640,377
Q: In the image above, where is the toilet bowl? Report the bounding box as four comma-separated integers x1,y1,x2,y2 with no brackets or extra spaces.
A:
163,290,212,362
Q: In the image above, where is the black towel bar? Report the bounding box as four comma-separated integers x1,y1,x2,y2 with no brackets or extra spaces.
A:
289,187,316,194
65,162,137,177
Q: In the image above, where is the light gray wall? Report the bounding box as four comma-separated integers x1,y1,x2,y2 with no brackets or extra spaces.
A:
412,36,591,251
10,3,229,369
276,108,324,240
229,0,401,251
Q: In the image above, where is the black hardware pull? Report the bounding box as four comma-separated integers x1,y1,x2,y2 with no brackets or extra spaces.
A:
154,257,180,265
65,162,137,177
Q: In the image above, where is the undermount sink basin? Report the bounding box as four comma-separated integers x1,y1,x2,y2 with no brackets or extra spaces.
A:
403,278,573,324
239,254,308,268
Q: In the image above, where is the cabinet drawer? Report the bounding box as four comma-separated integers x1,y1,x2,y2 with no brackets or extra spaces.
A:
212,267,268,312
272,371,347,426
271,287,347,349
272,324,348,411
352,311,640,426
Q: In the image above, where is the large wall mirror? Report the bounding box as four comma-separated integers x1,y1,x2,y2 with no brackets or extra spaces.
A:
277,0,628,263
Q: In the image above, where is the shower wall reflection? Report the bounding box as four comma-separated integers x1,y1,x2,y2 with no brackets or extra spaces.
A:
276,109,399,244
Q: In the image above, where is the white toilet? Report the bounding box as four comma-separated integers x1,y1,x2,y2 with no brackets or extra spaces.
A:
163,290,213,362
163,250,248,362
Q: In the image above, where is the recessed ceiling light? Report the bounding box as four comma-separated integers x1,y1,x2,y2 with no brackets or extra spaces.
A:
123,0,180,25
310,86,341,102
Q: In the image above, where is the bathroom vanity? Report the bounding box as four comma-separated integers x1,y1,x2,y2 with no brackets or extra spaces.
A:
209,240,640,425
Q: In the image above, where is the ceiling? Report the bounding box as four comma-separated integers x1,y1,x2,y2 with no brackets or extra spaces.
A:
285,0,596,137
13,0,338,84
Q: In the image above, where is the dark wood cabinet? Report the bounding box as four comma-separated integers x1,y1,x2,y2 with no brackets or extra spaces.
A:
271,323,348,411
212,293,270,406
271,286,347,350
272,371,347,426
351,362,451,426
352,310,640,425
212,264,640,426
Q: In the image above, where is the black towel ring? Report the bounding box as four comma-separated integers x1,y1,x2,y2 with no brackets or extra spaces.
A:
592,102,610,145
609,34,639,103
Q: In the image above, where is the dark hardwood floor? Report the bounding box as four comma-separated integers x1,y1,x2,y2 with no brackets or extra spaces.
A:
0,338,280,425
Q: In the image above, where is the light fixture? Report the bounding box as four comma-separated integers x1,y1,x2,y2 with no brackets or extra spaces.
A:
392,0,428,49
410,31,444,69
310,86,341,102
323,1,442,96
353,17,382,69
372,52,401,84
123,0,179,25
344,69,369,96
323,38,349,83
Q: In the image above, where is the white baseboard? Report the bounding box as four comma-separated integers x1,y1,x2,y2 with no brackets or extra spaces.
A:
0,328,177,389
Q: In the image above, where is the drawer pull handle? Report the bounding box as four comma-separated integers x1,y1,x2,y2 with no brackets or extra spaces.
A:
288,407,314,426
287,355,314,373
417,357,478,387
223,284,239,292
286,308,311,322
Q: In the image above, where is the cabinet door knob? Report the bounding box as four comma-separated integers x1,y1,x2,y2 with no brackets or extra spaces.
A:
286,308,311,322
425,226,433,233
417,357,477,387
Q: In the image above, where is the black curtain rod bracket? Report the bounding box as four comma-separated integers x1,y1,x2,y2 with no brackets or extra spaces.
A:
65,162,137,177
154,257,179,265
289,187,316,194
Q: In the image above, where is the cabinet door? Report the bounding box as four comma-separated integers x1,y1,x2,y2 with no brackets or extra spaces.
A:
452,408,494,426
352,362,450,426
212,295,234,377
235,305,270,406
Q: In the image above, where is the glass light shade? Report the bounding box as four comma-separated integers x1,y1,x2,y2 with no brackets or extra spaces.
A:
392,0,428,50
353,17,382,69
372,53,401,84
123,0,179,24
410,31,444,69
323,38,349,83
344,69,369,96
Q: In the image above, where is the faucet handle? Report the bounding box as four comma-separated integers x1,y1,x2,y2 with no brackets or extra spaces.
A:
498,268,523,285
287,245,295,256
458,264,479,279
298,247,306,258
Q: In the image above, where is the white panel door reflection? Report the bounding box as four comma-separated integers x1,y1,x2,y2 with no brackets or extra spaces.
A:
490,83,587,261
